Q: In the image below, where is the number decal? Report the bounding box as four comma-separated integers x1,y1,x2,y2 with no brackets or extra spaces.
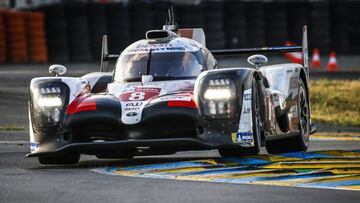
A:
119,87,161,102
128,92,145,101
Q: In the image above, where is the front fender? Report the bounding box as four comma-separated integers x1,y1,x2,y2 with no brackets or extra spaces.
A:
194,67,260,146
28,77,87,153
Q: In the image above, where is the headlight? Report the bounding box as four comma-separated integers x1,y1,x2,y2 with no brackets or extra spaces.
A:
202,79,237,118
204,88,232,100
37,97,63,107
30,80,69,130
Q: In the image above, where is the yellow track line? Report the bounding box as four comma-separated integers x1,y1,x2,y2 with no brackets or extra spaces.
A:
178,169,297,181
337,185,360,190
254,174,356,187
311,133,360,141
263,161,360,169
315,167,360,174
314,150,360,157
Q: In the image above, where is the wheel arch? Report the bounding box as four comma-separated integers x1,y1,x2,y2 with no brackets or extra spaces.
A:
253,71,266,145
299,67,311,119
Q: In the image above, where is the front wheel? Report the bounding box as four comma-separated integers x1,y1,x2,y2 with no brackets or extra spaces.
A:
265,79,310,154
38,153,80,165
219,78,262,157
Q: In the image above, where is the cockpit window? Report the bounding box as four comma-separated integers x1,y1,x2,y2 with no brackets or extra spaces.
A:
114,51,205,82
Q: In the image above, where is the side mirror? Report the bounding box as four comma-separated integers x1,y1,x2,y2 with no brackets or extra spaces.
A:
49,64,67,77
247,54,268,69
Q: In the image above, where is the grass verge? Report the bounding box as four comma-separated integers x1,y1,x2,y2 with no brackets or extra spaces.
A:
310,79,360,127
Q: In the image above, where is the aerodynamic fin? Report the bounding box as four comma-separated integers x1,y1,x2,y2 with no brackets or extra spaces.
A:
100,35,120,72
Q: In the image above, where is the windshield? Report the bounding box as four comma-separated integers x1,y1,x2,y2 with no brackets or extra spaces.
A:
114,51,205,82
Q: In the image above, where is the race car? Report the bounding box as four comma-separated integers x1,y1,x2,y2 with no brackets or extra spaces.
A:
27,13,316,165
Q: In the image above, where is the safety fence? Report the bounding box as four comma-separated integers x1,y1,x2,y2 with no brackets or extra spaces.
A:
0,0,359,63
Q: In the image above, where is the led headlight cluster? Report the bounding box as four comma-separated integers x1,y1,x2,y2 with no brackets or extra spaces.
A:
30,81,69,129
202,79,237,118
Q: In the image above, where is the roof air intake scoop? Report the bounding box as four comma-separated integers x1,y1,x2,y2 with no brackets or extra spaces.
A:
146,30,177,41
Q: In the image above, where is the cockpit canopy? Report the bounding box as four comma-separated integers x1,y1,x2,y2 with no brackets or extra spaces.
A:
114,38,205,83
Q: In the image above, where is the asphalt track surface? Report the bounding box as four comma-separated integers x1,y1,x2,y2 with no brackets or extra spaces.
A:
0,139,359,203
0,63,359,202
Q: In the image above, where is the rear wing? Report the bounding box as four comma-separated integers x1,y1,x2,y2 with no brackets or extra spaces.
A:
100,26,309,76
212,25,309,69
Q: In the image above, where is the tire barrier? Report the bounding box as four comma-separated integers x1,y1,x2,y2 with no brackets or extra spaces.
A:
330,0,348,54
175,3,204,32
245,1,266,47
105,3,130,55
65,2,92,62
4,10,29,63
287,1,310,45
40,4,69,62
25,12,48,63
153,1,173,30
0,11,6,64
129,1,153,43
87,3,107,61
264,1,287,46
203,1,225,49
310,1,331,54
347,1,360,54
2,0,360,63
223,1,246,48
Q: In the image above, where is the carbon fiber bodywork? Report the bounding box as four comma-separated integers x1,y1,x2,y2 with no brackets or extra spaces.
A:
28,67,260,157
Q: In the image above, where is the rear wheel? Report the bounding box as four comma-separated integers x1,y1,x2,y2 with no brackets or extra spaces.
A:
38,153,80,165
218,79,262,157
265,79,310,154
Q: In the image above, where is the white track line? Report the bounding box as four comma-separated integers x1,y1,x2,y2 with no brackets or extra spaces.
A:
0,141,29,145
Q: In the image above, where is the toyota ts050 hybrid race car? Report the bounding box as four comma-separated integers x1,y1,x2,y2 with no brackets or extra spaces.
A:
27,15,316,165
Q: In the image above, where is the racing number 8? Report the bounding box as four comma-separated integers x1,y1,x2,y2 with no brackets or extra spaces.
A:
129,92,145,101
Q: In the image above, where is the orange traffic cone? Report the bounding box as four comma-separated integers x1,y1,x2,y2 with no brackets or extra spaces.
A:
284,41,302,64
311,48,320,68
292,51,303,64
327,51,337,71
284,41,294,61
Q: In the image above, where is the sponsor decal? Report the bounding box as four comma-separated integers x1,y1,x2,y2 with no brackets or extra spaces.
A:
124,107,140,111
244,94,251,100
126,102,143,107
127,47,186,53
237,132,253,141
243,108,251,114
150,95,192,104
231,132,254,142
126,112,138,117
231,133,237,143
30,142,39,151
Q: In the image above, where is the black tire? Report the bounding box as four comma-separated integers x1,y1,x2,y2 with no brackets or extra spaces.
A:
38,153,80,165
265,79,310,154
219,78,262,157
